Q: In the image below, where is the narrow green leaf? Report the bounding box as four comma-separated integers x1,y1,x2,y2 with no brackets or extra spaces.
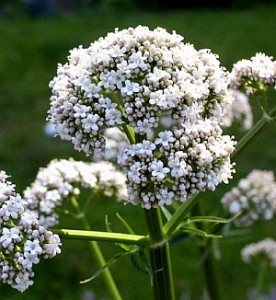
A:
160,206,172,221
116,212,136,235
105,214,133,251
181,226,222,239
80,247,139,284
184,214,240,224
105,214,112,232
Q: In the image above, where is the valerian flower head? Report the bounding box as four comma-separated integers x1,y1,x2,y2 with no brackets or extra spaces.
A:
241,238,276,267
119,119,236,209
0,170,61,292
23,159,127,227
221,170,276,227
48,25,231,156
222,88,253,131
230,52,276,94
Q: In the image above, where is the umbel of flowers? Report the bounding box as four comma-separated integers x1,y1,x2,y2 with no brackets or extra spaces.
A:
221,170,276,227
241,238,276,267
23,159,127,227
0,171,61,292
48,25,236,208
230,52,276,94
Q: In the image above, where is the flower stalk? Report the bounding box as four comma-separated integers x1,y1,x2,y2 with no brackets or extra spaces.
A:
233,105,276,159
69,196,123,300
192,202,225,300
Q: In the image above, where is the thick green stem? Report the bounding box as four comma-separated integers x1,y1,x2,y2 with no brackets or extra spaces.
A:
69,197,122,300
144,208,175,300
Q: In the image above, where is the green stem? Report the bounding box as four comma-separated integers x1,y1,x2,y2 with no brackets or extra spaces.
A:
144,208,175,300
200,241,224,300
255,260,268,300
192,202,224,300
52,228,149,246
69,197,122,300
105,91,135,144
233,105,276,159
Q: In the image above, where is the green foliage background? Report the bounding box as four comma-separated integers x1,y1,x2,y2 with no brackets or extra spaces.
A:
0,4,276,299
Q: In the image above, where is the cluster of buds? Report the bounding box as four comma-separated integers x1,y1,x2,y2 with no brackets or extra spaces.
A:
23,159,127,227
230,52,276,94
221,170,276,226
241,238,276,267
0,171,61,292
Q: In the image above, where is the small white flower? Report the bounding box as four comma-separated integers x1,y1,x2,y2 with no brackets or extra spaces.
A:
73,104,90,118
43,233,62,257
155,131,175,147
13,273,34,293
0,227,21,248
156,189,174,205
24,240,43,255
121,80,140,96
150,160,170,181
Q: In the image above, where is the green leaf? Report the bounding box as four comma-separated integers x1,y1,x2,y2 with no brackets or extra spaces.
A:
130,250,153,283
160,206,172,221
105,214,113,232
116,212,136,235
80,247,139,284
183,214,240,225
181,226,222,239
105,214,134,252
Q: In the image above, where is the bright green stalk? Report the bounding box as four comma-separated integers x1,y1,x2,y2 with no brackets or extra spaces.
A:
69,196,122,300
144,208,175,300
52,228,149,246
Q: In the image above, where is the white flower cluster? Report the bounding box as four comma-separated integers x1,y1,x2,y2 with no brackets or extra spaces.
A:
48,25,231,156
0,170,61,292
221,170,276,226
119,120,235,209
23,159,127,227
241,238,276,267
222,89,253,130
230,52,276,94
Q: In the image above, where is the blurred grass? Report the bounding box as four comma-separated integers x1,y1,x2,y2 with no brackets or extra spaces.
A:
0,4,276,300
